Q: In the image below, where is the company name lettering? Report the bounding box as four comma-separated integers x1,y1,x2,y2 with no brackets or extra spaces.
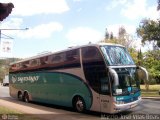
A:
16,76,39,83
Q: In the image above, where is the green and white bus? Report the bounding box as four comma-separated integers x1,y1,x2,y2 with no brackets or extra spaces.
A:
9,43,148,114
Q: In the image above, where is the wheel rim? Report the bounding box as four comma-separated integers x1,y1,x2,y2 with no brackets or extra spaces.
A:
76,98,84,112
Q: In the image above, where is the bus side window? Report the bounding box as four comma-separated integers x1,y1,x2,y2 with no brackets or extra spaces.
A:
52,54,62,63
64,49,81,68
51,53,66,69
11,64,16,70
17,63,22,69
22,61,30,68
30,59,40,67
40,56,48,65
66,49,80,62
66,50,76,61
82,47,102,61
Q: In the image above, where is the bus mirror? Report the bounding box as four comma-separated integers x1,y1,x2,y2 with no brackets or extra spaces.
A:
137,66,148,81
109,68,119,86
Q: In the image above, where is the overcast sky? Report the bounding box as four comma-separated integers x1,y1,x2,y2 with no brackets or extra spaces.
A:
0,0,159,58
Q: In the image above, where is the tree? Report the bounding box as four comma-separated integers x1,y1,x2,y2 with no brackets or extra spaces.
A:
105,28,109,40
102,26,139,64
118,26,126,43
110,32,113,39
0,58,21,83
0,59,7,82
103,29,118,43
137,49,143,66
0,3,14,21
136,19,160,48
143,50,160,84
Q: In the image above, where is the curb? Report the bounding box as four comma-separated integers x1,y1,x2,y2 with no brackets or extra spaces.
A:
142,97,160,100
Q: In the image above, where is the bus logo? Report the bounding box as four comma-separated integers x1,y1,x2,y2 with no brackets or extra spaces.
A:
11,76,17,83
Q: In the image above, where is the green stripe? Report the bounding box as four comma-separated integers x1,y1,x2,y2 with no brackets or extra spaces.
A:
10,72,92,109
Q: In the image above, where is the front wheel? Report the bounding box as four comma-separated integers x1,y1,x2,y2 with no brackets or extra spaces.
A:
73,96,86,112
23,92,29,103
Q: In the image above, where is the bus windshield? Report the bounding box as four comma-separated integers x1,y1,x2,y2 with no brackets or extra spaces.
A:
112,67,140,96
101,45,134,66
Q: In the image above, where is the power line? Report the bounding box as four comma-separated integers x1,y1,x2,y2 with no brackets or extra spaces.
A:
0,28,29,41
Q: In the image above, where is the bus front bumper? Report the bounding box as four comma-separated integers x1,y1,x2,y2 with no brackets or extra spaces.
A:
113,97,141,113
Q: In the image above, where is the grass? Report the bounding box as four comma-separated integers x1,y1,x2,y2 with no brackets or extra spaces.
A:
0,106,21,114
0,106,40,120
140,84,160,91
140,84,160,97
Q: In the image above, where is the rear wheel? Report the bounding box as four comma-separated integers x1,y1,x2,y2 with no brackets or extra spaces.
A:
73,96,86,112
23,92,29,103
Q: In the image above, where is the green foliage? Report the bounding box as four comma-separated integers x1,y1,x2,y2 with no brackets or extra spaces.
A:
137,49,143,66
141,84,160,91
129,48,138,64
103,26,139,64
136,19,160,48
0,106,21,114
142,50,160,84
0,59,7,82
0,58,21,82
136,17,160,86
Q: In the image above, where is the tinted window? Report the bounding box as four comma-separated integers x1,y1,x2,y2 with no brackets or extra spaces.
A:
50,49,80,69
82,46,110,95
52,53,64,64
40,56,48,64
17,63,22,69
65,49,80,62
30,59,40,67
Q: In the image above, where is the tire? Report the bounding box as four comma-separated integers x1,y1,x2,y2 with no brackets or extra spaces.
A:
73,96,86,112
18,92,23,101
23,92,29,103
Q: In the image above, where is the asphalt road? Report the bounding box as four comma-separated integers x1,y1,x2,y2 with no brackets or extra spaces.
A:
0,85,160,120
0,85,10,97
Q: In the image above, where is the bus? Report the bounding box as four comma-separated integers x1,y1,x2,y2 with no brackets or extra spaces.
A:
9,43,148,114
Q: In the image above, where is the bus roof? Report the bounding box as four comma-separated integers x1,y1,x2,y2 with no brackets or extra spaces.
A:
10,43,125,65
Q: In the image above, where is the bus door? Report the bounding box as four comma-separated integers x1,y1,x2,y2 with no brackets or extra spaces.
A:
99,77,111,113
82,46,111,113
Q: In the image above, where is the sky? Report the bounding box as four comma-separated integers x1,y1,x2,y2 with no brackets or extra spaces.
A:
0,0,159,58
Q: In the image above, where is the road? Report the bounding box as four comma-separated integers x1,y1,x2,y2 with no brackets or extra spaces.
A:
0,85,160,120
0,85,10,97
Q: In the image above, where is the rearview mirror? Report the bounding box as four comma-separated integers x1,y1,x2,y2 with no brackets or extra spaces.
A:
137,66,148,81
108,68,119,86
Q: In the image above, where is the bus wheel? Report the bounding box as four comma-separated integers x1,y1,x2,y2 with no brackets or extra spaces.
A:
18,91,23,101
73,96,86,112
23,92,29,103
